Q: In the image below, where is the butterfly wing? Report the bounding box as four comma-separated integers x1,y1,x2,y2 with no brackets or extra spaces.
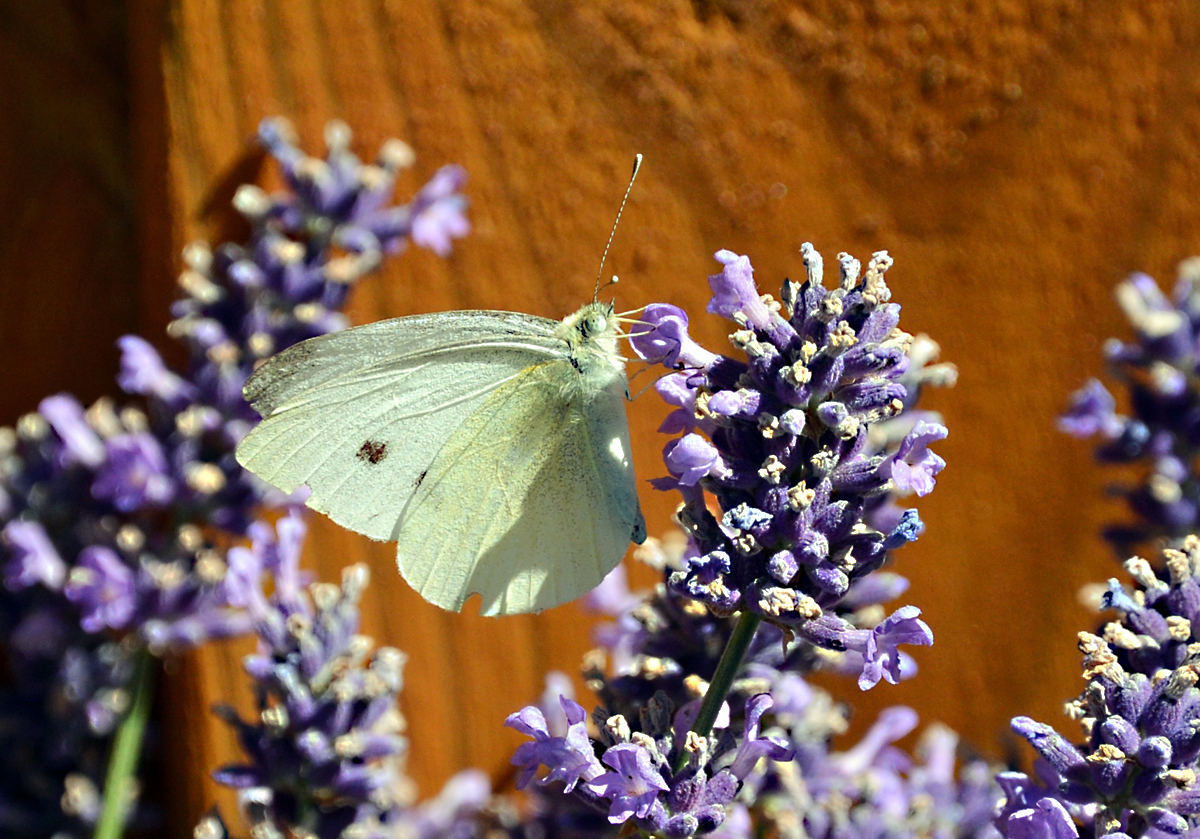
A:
237,311,562,541
396,358,646,615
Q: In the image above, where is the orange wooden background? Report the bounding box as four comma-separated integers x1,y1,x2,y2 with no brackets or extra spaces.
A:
4,1,1200,834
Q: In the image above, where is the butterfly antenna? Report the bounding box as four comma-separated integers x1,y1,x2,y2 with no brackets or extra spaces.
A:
594,153,643,302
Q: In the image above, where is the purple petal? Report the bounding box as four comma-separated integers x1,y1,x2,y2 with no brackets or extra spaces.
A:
91,433,175,512
707,251,773,330
664,434,729,486
64,546,137,633
728,693,794,778
117,335,196,404
3,519,67,590
854,606,933,689
631,304,718,370
883,421,948,496
39,394,105,468
410,166,470,256
589,743,669,823
1004,798,1079,839
1058,379,1121,439
832,706,918,774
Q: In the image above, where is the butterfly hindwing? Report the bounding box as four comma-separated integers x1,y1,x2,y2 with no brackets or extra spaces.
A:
395,359,644,615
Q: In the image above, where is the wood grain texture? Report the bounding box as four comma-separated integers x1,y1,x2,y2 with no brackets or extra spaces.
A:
6,0,1200,833
0,4,138,425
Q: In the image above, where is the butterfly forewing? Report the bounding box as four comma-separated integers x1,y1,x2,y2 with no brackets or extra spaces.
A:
237,312,564,540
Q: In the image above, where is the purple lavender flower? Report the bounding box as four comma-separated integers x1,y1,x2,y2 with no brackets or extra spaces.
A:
994,259,1200,839
663,435,730,488
508,682,746,837
1003,797,1079,839
0,118,469,653
1059,379,1121,440
37,394,107,469
206,512,493,839
707,250,775,329
631,246,944,677
757,703,1002,839
390,769,491,839
998,539,1200,839
632,304,719,371
506,243,965,838
725,693,794,778
63,547,137,633
510,560,979,839
254,118,468,266
212,515,412,839
843,604,935,689
116,336,196,406
882,421,948,496
410,165,472,256
1060,260,1200,552
90,433,175,512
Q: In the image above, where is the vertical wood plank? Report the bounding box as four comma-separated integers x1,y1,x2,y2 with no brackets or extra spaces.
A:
0,4,138,425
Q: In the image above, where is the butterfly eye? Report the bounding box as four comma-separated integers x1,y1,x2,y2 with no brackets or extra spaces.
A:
583,312,607,337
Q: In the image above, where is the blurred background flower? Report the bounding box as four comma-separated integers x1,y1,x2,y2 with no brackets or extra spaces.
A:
0,116,467,837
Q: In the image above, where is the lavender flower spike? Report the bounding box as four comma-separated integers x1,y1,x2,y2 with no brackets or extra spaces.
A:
0,118,471,655
507,243,970,839
1061,258,1200,550
632,245,946,686
999,537,1200,839
213,524,409,838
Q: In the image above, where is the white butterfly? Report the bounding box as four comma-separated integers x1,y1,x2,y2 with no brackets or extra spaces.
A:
235,300,647,616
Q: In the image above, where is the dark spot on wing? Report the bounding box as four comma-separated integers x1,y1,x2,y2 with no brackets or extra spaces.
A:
356,439,388,465
413,469,428,489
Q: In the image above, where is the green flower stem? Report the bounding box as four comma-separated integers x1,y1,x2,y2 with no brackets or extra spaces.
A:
673,610,762,775
616,818,645,839
93,647,155,839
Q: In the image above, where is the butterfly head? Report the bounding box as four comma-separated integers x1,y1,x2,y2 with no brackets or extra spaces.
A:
556,301,626,394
